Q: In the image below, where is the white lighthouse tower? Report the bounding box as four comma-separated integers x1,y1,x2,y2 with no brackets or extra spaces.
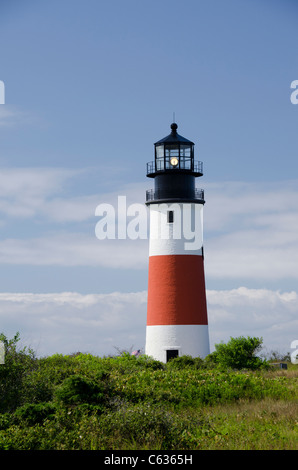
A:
145,123,210,363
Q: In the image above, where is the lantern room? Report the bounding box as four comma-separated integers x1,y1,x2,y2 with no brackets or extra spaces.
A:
146,123,203,177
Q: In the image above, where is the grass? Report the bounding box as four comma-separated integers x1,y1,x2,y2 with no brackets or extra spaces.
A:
199,398,298,450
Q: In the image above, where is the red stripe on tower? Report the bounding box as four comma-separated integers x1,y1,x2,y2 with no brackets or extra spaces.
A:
147,254,208,325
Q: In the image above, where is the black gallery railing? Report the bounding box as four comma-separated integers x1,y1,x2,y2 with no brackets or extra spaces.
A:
146,188,204,202
146,160,203,175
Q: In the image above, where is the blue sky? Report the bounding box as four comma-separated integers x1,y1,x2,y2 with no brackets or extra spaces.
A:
0,0,297,357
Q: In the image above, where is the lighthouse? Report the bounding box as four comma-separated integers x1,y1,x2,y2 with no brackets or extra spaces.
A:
145,123,210,363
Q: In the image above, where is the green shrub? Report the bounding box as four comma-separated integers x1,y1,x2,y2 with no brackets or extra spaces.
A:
54,373,109,413
22,353,111,405
204,351,219,367
165,355,206,370
98,403,207,449
0,413,13,431
102,353,165,374
214,336,270,370
0,332,37,413
14,402,56,425
166,355,196,369
136,355,165,370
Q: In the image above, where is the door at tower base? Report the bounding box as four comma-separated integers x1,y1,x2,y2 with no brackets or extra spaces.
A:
145,325,210,363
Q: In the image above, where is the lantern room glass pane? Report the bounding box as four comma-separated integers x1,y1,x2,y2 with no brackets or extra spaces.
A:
180,157,191,170
165,157,171,169
156,145,164,158
180,144,191,157
155,145,164,171
165,145,179,157
156,159,164,171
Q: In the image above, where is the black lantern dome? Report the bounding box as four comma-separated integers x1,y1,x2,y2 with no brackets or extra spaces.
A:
146,123,203,177
146,123,205,205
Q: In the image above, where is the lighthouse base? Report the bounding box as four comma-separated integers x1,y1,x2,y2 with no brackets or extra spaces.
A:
145,324,210,363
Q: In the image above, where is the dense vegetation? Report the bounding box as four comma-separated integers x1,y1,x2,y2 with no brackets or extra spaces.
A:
0,333,297,450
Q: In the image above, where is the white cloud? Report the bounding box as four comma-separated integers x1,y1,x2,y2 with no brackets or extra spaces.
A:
0,107,23,127
203,179,298,281
204,180,298,232
0,288,296,358
44,182,147,223
0,233,148,269
0,167,84,218
0,105,40,128
0,291,148,357
0,168,146,223
207,287,298,354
